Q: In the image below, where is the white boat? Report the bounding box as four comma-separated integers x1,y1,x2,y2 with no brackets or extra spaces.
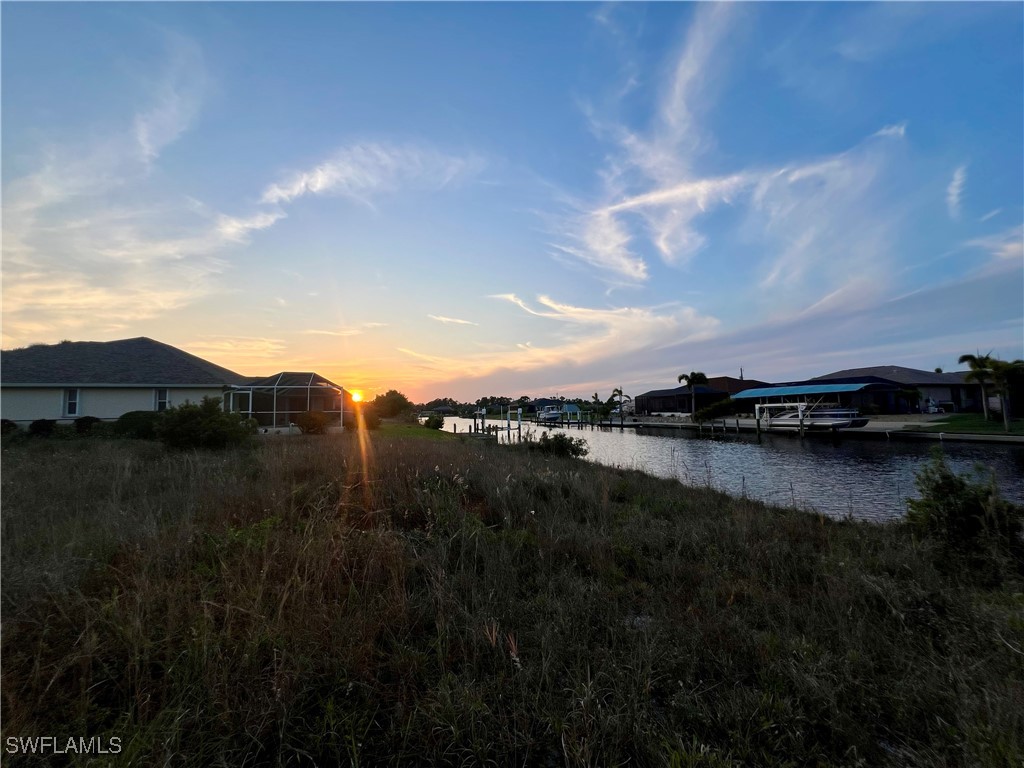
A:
538,405,563,423
756,403,868,431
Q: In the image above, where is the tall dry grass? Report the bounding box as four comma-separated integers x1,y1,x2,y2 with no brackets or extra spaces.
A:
1,432,1021,766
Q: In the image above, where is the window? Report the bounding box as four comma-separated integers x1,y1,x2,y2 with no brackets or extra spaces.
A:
64,388,79,417
155,388,169,412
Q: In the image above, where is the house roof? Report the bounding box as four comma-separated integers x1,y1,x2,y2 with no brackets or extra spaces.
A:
811,366,969,386
704,376,772,395
0,337,250,387
243,372,344,390
636,384,721,399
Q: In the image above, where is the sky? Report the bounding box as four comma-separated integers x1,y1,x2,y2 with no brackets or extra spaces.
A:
3,2,1022,403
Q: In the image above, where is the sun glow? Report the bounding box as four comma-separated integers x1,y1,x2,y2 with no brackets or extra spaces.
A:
351,391,363,403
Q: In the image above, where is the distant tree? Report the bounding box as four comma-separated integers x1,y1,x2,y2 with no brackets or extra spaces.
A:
958,352,994,421
371,390,413,418
934,367,943,374
988,358,1024,433
678,371,709,420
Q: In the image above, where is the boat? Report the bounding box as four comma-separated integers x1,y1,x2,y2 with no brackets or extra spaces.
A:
756,402,869,431
538,405,563,423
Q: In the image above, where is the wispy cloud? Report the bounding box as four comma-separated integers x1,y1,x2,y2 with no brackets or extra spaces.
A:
553,4,742,283
946,164,967,220
980,208,1002,223
302,322,388,337
261,143,483,206
133,33,207,164
966,224,1024,263
428,315,478,326
217,210,287,242
873,122,907,139
185,335,287,359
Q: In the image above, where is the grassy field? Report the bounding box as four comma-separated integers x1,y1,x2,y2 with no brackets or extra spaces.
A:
2,431,1022,766
907,413,1024,435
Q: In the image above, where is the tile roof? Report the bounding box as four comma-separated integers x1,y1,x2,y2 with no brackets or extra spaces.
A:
0,337,251,386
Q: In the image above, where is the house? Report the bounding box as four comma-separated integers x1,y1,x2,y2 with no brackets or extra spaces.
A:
634,376,769,416
0,337,350,428
810,366,978,413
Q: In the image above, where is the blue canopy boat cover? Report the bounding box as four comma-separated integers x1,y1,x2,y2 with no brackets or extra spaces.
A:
733,383,873,400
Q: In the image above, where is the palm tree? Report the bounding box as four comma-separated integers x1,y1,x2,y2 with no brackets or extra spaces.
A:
611,387,631,428
677,371,709,421
988,358,1024,433
958,352,994,421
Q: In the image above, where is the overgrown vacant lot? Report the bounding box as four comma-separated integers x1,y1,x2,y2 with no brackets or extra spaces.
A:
2,433,1022,766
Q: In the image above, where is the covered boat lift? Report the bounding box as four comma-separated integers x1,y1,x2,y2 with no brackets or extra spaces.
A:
733,383,898,435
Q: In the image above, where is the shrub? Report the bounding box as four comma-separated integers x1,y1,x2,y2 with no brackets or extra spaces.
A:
1,419,19,435
28,419,56,437
155,397,255,450
424,413,445,430
907,449,1023,583
344,406,381,432
693,397,742,423
74,416,102,434
114,410,163,440
526,431,588,458
295,410,333,435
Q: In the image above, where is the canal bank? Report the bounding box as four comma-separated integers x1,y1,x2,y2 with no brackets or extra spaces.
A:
448,417,1024,520
506,415,1024,445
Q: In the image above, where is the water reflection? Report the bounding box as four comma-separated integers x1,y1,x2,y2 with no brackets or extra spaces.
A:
447,417,1024,521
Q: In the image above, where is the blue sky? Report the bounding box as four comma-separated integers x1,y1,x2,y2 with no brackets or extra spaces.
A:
3,2,1022,401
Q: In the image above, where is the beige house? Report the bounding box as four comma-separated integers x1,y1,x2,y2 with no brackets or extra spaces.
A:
0,337,253,425
2,337,351,428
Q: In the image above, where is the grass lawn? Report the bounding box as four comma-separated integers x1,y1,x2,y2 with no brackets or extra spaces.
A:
907,412,1024,435
378,420,459,441
2,432,1022,766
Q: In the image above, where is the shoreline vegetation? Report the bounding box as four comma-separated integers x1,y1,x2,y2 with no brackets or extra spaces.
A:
2,430,1022,766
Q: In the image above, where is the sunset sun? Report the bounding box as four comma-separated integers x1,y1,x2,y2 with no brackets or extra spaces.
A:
351,391,363,403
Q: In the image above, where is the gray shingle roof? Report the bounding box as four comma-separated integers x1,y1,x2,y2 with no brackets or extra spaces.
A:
811,366,969,386
0,337,251,386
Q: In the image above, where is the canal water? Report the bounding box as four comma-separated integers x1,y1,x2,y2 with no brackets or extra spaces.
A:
446,417,1024,522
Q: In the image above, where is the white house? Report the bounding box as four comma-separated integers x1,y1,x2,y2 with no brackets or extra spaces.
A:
0,337,348,427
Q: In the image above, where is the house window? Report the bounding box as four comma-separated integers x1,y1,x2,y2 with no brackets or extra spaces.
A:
155,388,170,412
64,388,80,417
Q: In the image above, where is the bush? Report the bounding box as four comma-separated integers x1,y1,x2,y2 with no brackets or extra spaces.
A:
1,419,20,435
526,431,588,458
693,397,742,423
344,406,381,432
74,416,102,434
907,449,1023,584
114,410,163,440
155,397,255,451
28,419,56,437
424,413,445,430
295,411,333,435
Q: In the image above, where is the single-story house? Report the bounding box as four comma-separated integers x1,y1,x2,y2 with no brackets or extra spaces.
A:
0,337,350,428
810,366,978,413
634,376,769,416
